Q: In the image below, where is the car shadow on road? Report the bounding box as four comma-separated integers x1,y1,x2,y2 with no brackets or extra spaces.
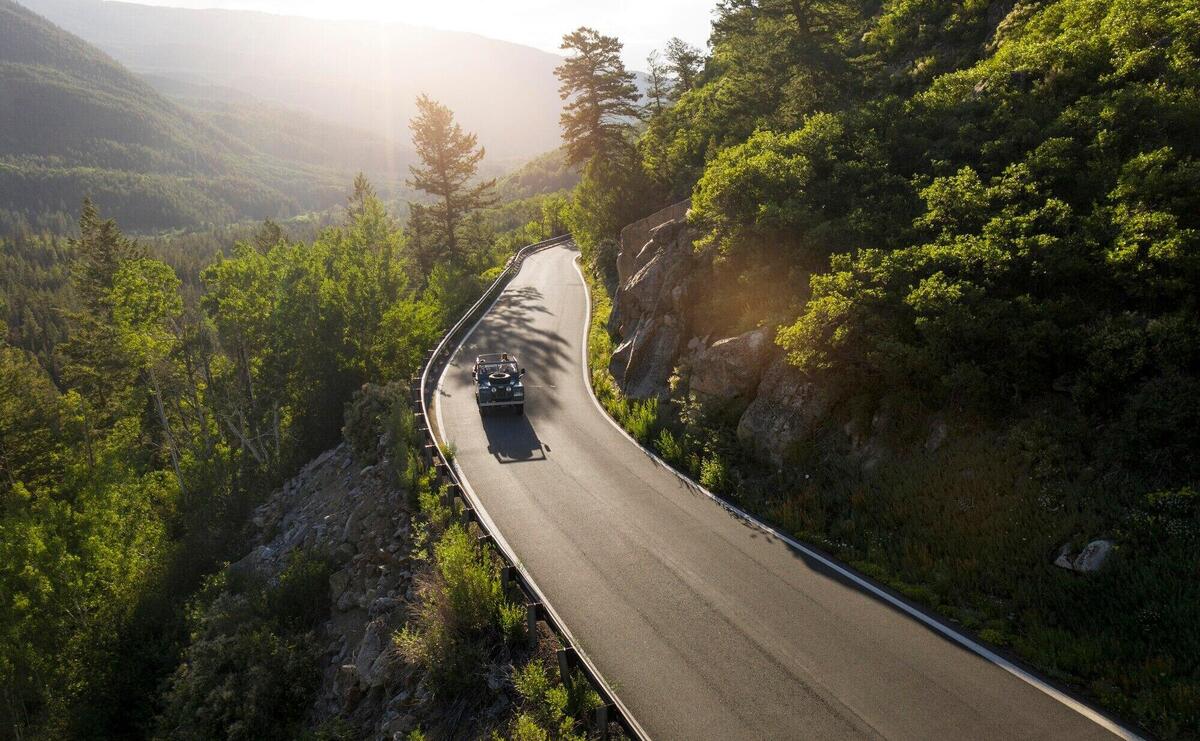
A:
481,408,548,464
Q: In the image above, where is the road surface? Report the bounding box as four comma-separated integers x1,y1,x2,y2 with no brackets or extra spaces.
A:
435,243,1129,740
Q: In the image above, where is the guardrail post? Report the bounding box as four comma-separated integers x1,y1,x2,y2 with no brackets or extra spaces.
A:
526,602,540,647
557,648,575,691
595,705,611,739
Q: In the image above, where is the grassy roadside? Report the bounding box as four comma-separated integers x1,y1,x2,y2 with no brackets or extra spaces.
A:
578,259,1191,738
390,391,620,741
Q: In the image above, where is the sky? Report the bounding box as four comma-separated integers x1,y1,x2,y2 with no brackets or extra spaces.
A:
130,0,719,66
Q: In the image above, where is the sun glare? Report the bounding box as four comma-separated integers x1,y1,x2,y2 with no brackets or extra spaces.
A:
139,0,715,64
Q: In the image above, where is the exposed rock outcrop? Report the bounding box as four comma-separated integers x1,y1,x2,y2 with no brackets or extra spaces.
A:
735,358,834,467
609,216,706,399
234,441,418,738
683,326,777,405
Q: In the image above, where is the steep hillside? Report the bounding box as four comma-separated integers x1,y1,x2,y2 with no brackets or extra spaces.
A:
585,0,1199,735
20,0,567,160
0,0,355,232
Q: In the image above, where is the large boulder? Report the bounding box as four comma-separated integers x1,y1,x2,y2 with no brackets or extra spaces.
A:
736,358,833,467
685,327,777,405
616,201,690,286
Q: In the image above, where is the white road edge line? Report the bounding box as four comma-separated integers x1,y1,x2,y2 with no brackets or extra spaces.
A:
570,253,1142,741
433,244,651,741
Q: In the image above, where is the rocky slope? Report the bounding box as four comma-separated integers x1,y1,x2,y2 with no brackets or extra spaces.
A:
232,440,426,738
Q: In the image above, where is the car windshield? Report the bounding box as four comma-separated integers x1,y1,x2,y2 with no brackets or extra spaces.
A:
479,362,518,379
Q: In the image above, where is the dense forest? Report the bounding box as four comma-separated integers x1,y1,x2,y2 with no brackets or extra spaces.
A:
561,0,1198,735
0,68,572,732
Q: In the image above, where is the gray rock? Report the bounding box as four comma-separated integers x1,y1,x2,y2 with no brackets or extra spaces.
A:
925,420,948,453
1073,540,1114,572
1054,539,1114,573
334,664,363,707
736,358,832,467
355,619,393,688
329,568,351,599
685,327,776,404
609,315,685,399
609,216,702,399
334,542,357,564
1054,543,1075,571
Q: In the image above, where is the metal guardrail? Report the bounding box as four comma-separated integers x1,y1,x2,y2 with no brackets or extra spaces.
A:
411,233,646,741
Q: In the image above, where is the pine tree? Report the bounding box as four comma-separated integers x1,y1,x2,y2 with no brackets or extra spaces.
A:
60,200,142,415
406,95,495,266
555,27,641,167
645,50,670,114
72,199,141,315
251,219,285,253
664,37,703,97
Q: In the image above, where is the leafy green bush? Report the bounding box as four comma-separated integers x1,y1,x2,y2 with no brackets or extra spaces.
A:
698,454,729,493
342,382,403,464
655,428,685,466
396,523,524,696
508,662,599,741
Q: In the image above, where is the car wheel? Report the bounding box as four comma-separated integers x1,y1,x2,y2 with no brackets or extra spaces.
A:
516,404,524,416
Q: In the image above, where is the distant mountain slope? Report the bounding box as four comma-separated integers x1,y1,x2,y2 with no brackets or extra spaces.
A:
495,147,578,201
145,75,415,183
0,0,369,232
18,0,566,161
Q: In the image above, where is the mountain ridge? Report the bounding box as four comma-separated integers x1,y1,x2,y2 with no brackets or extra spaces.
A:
17,0,567,160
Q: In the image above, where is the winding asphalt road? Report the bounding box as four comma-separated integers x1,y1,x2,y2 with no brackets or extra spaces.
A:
435,243,1132,740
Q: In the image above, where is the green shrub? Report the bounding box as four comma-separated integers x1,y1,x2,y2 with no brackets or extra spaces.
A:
268,550,333,631
343,382,403,464
656,428,685,466
619,398,659,443
396,524,523,697
699,454,729,492
435,525,506,633
154,569,322,741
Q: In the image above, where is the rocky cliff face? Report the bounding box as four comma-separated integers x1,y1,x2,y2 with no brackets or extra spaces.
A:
608,209,840,466
609,217,705,399
605,209,934,470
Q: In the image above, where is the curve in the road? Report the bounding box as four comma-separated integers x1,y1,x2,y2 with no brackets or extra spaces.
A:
435,242,1139,740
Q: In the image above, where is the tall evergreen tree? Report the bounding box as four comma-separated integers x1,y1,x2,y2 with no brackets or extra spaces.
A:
645,50,670,114
406,95,495,268
60,200,143,415
664,37,703,97
555,27,641,167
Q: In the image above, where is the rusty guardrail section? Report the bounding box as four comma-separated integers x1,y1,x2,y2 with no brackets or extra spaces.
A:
411,233,647,740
